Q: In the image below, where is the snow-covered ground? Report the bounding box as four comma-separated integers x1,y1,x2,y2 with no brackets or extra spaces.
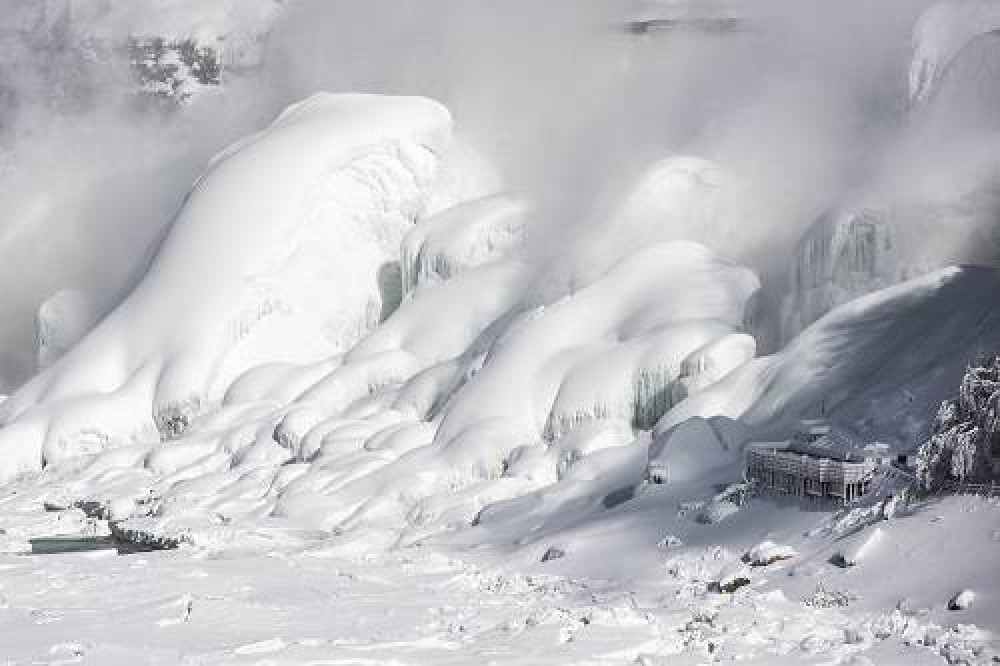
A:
0,1,999,664
3,479,1000,663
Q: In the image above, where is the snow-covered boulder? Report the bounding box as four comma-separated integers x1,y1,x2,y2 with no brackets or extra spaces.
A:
0,93,453,480
696,499,740,524
948,588,975,611
743,540,797,567
271,241,758,531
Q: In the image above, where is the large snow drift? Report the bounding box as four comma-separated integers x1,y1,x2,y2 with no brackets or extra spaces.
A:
0,93,452,480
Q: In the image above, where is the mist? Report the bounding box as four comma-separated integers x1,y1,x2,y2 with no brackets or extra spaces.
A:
0,0,995,386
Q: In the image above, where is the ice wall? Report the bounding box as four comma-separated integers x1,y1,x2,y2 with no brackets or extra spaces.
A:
780,204,895,341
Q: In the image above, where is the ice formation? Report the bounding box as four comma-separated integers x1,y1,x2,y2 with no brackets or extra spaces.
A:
0,87,772,553
0,93,453,480
780,203,895,341
400,194,528,294
263,240,759,535
910,1,1000,106
35,289,97,371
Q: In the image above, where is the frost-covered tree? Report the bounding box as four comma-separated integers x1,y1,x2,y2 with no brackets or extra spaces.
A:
126,37,221,108
916,355,1000,489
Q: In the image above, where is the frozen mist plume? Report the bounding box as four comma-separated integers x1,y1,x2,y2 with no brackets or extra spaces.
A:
0,0,995,388
266,0,1000,272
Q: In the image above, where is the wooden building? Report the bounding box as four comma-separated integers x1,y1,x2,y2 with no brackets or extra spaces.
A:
746,434,878,504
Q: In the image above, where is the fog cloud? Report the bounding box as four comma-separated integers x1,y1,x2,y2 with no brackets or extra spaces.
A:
0,0,996,385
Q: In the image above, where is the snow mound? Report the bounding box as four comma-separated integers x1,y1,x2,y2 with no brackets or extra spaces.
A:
267,240,758,535
0,92,768,553
743,540,796,567
648,416,750,484
0,93,453,480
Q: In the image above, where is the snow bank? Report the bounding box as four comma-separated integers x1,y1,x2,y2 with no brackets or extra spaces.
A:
0,93,453,480
949,588,976,611
743,540,797,567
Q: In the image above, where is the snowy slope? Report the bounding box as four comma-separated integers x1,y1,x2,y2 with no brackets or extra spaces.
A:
661,266,1000,449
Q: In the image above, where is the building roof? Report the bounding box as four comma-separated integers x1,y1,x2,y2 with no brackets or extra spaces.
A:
748,425,873,464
